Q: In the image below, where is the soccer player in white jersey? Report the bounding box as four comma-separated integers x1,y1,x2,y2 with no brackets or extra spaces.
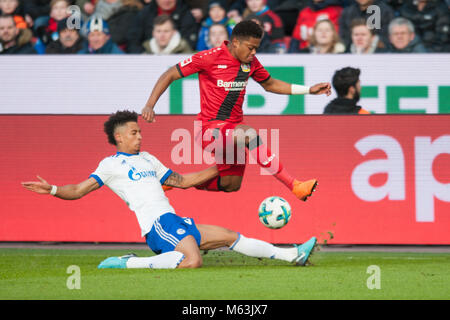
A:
22,110,317,269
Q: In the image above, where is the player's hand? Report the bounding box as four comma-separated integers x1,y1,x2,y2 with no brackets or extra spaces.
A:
141,106,156,123
310,82,332,96
21,175,52,194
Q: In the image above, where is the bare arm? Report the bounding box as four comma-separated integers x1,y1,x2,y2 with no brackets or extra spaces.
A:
260,77,292,94
21,176,100,200
260,77,331,96
142,66,182,123
163,166,219,189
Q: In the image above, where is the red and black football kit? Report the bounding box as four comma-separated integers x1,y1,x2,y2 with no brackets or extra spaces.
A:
174,41,308,197
176,41,272,177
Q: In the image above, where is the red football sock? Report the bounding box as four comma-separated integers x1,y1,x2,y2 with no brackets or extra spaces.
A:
275,165,296,190
248,137,295,190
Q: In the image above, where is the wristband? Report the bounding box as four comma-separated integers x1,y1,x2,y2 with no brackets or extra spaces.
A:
50,185,58,196
291,84,310,95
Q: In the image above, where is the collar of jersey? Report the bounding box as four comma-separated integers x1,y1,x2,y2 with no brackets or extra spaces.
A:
221,40,239,63
116,151,139,157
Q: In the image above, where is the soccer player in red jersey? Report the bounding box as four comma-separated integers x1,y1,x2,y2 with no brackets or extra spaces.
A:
142,20,331,201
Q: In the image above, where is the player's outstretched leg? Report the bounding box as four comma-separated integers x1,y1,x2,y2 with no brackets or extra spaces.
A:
197,225,316,266
98,251,185,269
241,125,318,202
249,139,318,201
97,253,137,269
292,236,317,266
230,234,317,266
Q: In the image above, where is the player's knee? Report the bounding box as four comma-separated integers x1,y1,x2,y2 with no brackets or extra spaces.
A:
183,256,203,269
225,231,240,247
219,176,242,192
220,183,241,192
225,185,241,192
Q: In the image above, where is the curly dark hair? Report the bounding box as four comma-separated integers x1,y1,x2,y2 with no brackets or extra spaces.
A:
230,20,263,41
104,110,138,145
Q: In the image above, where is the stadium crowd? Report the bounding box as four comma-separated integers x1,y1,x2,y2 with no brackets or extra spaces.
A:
0,0,448,54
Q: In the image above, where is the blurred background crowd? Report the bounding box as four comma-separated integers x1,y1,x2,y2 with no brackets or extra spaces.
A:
0,0,448,54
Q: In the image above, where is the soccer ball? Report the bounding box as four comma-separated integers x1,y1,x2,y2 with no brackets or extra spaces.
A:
258,196,292,229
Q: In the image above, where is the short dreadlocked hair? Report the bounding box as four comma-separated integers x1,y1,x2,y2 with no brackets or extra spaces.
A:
104,110,138,145
230,20,263,41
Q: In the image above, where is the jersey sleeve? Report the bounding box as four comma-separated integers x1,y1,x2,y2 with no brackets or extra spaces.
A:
143,152,173,185
175,51,207,78
89,158,114,187
251,56,271,83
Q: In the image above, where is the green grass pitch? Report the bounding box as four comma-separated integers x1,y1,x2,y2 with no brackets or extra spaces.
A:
0,248,449,300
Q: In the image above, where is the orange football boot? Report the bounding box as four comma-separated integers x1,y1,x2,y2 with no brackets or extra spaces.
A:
162,185,173,192
292,179,318,201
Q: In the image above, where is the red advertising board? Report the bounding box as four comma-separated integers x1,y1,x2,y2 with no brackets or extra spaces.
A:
1,115,449,244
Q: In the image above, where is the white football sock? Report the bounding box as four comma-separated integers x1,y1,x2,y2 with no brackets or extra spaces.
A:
126,251,185,269
230,234,298,262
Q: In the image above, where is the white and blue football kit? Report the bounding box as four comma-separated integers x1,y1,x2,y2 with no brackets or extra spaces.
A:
90,151,201,253
93,153,315,269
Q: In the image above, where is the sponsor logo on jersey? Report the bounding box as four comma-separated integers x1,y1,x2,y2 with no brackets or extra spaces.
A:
241,64,251,72
128,167,157,181
177,228,186,235
218,65,227,69
217,79,248,91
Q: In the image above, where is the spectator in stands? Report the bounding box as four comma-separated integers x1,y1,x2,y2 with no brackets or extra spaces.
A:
387,17,428,53
105,0,143,52
339,0,395,48
245,13,281,52
323,67,370,114
207,22,229,48
78,16,124,53
35,0,71,53
346,18,386,53
384,0,406,14
196,0,235,51
399,0,449,52
227,0,281,21
243,0,285,51
227,4,243,24
289,0,343,52
23,0,52,23
0,0,29,29
127,0,199,53
45,17,85,53
294,19,345,53
273,0,305,37
0,14,36,54
76,0,96,19
142,14,193,54
93,0,122,20
185,0,210,23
